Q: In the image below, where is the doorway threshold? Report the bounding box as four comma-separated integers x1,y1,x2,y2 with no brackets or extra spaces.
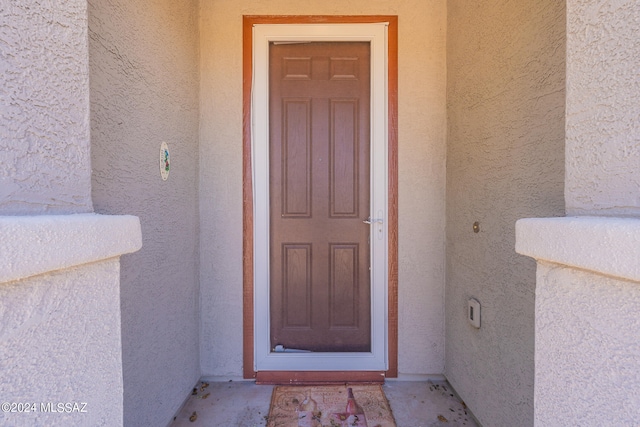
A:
255,370,385,385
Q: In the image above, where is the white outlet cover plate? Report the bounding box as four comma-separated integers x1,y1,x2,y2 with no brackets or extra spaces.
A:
468,298,481,328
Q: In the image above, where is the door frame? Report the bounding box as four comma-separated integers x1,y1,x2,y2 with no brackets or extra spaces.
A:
243,15,398,381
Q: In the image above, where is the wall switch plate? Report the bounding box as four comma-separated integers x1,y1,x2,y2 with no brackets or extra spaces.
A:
468,298,481,328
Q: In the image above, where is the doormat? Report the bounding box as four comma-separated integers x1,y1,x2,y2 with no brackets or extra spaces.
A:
266,384,397,427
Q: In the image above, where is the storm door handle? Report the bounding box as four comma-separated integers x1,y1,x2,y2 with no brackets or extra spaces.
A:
363,217,384,225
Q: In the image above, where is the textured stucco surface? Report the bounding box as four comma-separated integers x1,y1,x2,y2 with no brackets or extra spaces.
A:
0,0,93,214
0,214,141,283
518,3,640,425
89,1,201,425
516,216,640,282
445,1,565,425
534,262,640,426
200,1,447,377
0,259,124,427
565,0,640,216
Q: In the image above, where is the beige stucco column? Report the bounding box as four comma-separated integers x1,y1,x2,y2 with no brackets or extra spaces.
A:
516,1,640,425
1,2,143,426
0,215,142,427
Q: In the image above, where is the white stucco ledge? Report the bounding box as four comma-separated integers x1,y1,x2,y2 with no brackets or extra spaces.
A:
0,214,142,283
516,216,640,283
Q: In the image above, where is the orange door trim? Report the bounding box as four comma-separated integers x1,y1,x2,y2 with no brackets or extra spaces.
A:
242,15,398,380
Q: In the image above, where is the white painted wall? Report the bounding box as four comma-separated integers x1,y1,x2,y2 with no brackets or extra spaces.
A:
88,1,201,425
446,1,566,425
0,214,142,427
565,0,640,216
0,0,92,214
199,0,448,377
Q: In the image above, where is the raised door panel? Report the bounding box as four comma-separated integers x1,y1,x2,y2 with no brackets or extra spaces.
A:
281,99,312,217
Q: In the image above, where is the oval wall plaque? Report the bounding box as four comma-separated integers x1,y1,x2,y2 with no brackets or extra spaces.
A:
160,142,170,181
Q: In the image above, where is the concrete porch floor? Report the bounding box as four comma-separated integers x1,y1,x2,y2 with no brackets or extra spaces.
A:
170,379,478,427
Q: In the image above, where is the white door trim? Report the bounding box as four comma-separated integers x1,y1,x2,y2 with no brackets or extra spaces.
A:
252,23,389,371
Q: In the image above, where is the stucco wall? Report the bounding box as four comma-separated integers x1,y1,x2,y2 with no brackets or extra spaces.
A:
446,1,565,425
535,263,640,426
565,0,640,216
88,1,201,425
200,1,447,377
0,214,141,427
516,217,640,426
0,0,92,214
516,2,640,425
0,260,123,427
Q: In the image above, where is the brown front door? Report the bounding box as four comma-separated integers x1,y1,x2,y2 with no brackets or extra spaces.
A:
269,42,371,353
